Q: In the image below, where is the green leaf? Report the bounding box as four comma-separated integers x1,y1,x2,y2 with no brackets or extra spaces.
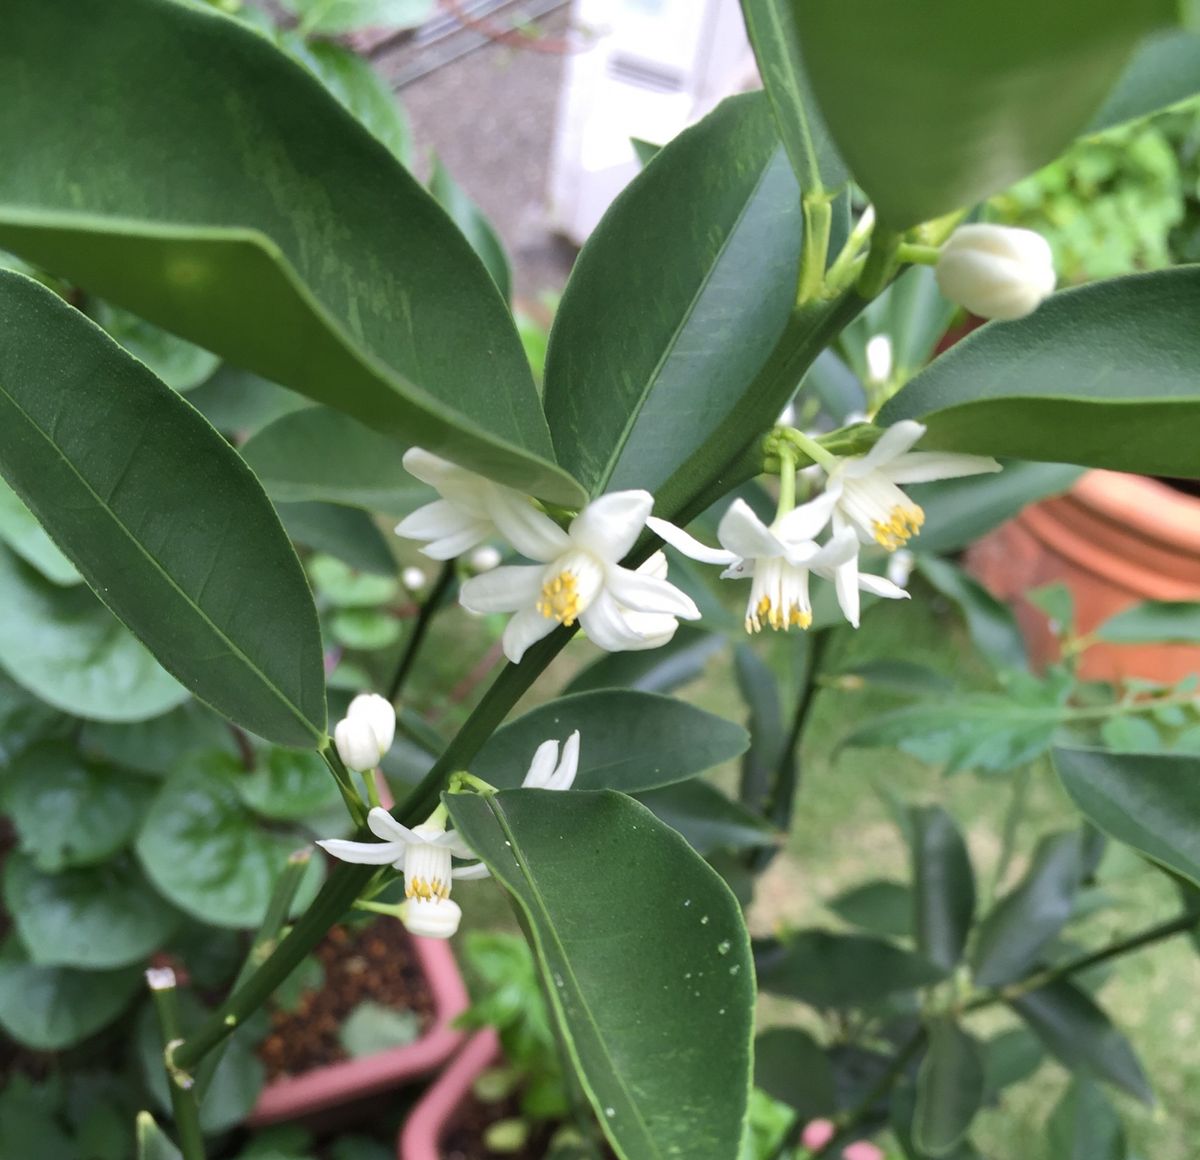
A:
1100,715,1162,752
238,747,343,821
446,790,754,1160
0,274,326,745
636,779,776,855
4,853,179,969
738,0,847,193
972,831,1085,986
331,608,402,650
0,936,142,1050
279,0,434,35
338,1000,421,1057
828,880,913,939
544,92,801,496
0,675,66,764
0,546,188,723
470,690,749,793
980,1028,1045,1100
308,554,399,607
563,625,723,695
910,806,976,971
1010,978,1151,1103
0,476,80,586
80,701,239,776
801,349,866,423
907,462,1084,557
0,0,580,506
915,557,1028,672
1048,1075,1127,1160
91,302,220,392
430,158,512,302
733,643,788,817
136,752,323,927
880,270,1200,479
1088,29,1200,134
793,1,1174,227
136,1113,184,1160
187,364,309,438
242,407,431,515
891,1083,981,1160
915,1017,985,1157
756,930,947,1008
1054,746,1200,886
276,501,397,576
6,741,153,870
1095,601,1200,643
834,660,954,697
754,1028,837,1120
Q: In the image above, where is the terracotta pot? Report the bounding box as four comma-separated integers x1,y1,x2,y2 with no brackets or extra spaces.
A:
398,1029,501,1160
249,935,470,1125
964,469,1200,683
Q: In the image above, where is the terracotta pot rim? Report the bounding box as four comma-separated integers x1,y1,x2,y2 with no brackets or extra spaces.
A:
1068,470,1200,553
398,1029,502,1160
248,933,469,1125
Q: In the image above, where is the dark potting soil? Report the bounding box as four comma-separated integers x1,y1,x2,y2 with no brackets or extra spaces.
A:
257,920,435,1080
441,1092,551,1160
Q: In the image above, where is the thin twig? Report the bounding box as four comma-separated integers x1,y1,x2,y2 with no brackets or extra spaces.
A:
388,560,456,703
146,968,206,1160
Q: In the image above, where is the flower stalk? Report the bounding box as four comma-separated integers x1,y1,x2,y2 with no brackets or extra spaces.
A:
147,967,206,1160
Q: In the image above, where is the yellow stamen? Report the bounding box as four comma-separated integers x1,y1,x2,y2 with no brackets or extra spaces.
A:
744,597,812,634
536,571,582,626
871,503,924,551
406,875,449,902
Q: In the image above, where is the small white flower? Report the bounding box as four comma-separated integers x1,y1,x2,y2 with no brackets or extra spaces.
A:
469,545,503,574
865,334,893,384
521,730,581,790
401,565,428,591
334,693,396,771
458,490,700,664
935,224,1055,322
395,448,553,561
650,494,901,632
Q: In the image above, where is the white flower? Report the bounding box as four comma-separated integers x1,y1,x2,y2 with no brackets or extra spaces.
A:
395,448,553,561
469,545,503,574
334,693,396,771
649,494,902,632
458,490,700,664
521,730,580,790
317,809,490,939
935,224,1055,321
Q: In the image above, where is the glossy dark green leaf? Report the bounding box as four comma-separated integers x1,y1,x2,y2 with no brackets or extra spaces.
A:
980,1028,1045,1100
828,880,913,939
915,557,1028,672
793,1,1173,227
1048,1075,1127,1160
1095,601,1200,643
471,690,748,793
892,1082,982,1160
446,790,754,1160
0,674,65,764
908,462,1084,556
739,0,847,193
754,1028,837,1119
1054,746,1200,886
880,270,1200,479
4,853,179,969
237,747,343,821
0,937,142,1050
564,625,723,695
136,1113,184,1160
636,779,776,855
0,546,188,723
0,0,580,506
1010,979,1152,1103
0,476,80,586
972,831,1085,986
544,92,801,496
6,742,153,871
243,407,430,515
276,501,397,575
1088,29,1200,133
430,158,511,302
910,806,976,971
187,364,309,438
0,274,326,745
136,752,323,927
914,1017,985,1157
756,930,946,1008
91,302,220,392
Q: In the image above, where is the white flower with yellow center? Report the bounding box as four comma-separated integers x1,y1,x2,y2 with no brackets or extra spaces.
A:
458,490,700,663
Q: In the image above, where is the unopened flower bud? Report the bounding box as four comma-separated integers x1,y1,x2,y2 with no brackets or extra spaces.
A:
402,566,428,592
935,224,1055,321
469,545,502,574
347,692,395,753
402,896,462,939
334,692,395,770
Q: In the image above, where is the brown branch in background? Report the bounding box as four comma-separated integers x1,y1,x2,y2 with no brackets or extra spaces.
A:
439,0,578,55
228,723,256,770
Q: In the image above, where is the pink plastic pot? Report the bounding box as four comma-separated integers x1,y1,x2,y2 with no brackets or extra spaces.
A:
398,1029,501,1160
249,934,469,1125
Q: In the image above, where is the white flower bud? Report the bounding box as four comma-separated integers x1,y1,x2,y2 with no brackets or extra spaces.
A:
402,896,462,939
468,545,502,574
865,334,893,384
402,566,428,592
347,692,395,754
935,224,1055,322
334,693,395,771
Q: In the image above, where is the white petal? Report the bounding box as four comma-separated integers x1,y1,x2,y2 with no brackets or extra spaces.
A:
717,499,786,560
605,564,700,619
617,612,680,650
367,808,418,844
394,499,475,542
316,837,405,865
484,487,570,562
421,521,492,560
578,589,652,652
502,607,558,663
550,730,581,790
801,527,859,570
403,896,462,939
459,565,544,613
842,421,926,478
831,555,862,629
522,737,561,789
568,491,653,561
646,516,736,566
858,573,911,601
773,491,837,543
882,451,1002,485
451,862,492,880
348,694,396,755
402,448,463,490
434,831,480,859
638,551,669,581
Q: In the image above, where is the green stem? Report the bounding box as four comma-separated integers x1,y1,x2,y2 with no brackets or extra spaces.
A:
776,443,798,514
856,225,902,301
895,242,941,266
388,559,456,703
1064,691,1199,721
147,970,206,1160
784,427,838,471
321,746,368,828
797,196,833,305
825,207,875,291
